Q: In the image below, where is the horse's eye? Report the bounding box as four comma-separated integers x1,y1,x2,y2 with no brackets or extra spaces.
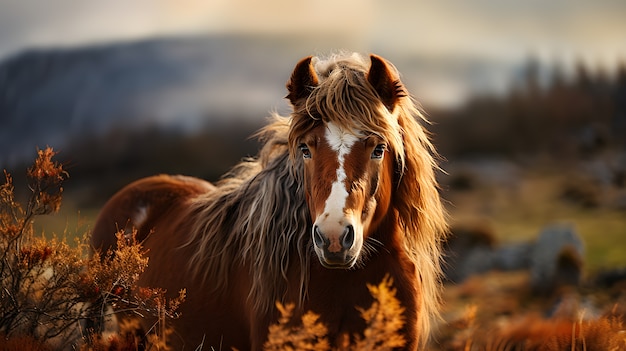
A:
299,144,312,159
371,144,386,159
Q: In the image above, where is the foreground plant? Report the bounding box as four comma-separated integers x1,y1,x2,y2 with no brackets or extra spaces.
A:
264,275,406,351
0,148,184,350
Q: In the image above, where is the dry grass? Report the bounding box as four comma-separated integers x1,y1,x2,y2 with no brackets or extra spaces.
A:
264,271,626,351
439,311,626,351
432,271,626,351
0,334,52,351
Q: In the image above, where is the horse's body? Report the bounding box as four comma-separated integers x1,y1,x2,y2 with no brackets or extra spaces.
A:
92,53,447,350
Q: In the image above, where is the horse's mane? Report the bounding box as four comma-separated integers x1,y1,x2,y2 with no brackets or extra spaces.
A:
186,53,447,341
186,116,311,314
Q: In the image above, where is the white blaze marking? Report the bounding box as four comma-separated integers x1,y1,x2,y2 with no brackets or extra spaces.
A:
322,122,358,221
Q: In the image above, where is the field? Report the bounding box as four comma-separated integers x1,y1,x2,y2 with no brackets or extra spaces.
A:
5,61,626,348
13,153,623,350
431,156,626,350
443,160,626,272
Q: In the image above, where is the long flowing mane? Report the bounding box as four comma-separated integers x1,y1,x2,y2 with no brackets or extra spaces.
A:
186,116,311,314
185,53,447,339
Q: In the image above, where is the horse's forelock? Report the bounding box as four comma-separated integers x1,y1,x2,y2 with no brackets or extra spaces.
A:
289,53,405,168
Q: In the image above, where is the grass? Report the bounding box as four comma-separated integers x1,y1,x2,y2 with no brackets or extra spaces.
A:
31,199,99,245
491,206,626,273
44,158,626,275
433,270,626,350
445,165,626,273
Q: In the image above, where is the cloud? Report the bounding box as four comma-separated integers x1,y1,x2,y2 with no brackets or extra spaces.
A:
0,0,375,59
2,0,625,64
368,0,626,66
0,0,625,106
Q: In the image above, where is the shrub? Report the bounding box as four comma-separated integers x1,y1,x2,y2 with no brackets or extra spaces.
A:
0,148,184,350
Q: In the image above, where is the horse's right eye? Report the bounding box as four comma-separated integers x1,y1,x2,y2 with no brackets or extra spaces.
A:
299,144,311,159
371,144,386,159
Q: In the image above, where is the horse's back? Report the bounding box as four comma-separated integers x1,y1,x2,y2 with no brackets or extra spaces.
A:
91,174,214,253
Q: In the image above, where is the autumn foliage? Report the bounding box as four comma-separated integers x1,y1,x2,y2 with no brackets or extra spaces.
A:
264,276,407,351
0,148,184,350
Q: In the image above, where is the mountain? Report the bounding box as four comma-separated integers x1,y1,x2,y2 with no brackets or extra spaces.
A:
0,34,520,168
0,35,324,167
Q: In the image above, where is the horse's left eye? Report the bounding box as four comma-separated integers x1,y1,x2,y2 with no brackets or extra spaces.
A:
371,144,386,159
299,144,312,159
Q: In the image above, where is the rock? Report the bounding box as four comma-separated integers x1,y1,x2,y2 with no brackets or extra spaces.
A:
494,242,533,271
530,223,585,294
442,223,497,282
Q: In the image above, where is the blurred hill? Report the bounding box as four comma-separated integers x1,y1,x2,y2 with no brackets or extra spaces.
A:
0,35,323,168
0,33,543,169
1,35,625,209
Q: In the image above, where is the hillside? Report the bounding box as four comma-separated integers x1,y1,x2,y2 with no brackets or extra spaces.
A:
0,35,321,167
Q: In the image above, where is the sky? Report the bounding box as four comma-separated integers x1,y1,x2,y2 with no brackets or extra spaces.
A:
1,0,625,106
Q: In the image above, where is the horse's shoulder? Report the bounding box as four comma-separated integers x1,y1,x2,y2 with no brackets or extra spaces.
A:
92,175,214,252
110,174,214,229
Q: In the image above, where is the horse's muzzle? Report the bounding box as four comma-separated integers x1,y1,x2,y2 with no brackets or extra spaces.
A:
313,224,357,268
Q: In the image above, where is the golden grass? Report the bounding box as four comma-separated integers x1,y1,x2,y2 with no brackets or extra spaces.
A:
433,271,626,351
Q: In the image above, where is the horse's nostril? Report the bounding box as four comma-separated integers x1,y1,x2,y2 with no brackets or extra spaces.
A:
341,225,355,250
313,226,326,248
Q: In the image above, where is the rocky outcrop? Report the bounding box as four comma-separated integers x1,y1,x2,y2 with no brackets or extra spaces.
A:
444,222,585,294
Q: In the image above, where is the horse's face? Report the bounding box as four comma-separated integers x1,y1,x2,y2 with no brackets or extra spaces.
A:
287,54,403,269
298,123,394,268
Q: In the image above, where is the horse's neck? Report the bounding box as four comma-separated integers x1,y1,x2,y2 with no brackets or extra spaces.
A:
369,210,403,248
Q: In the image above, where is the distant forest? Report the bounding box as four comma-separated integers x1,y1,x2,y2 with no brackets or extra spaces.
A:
431,59,626,159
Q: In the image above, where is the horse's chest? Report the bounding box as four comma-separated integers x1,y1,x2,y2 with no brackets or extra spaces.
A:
303,271,377,333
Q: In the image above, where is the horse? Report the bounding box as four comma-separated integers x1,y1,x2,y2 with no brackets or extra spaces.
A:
91,52,448,350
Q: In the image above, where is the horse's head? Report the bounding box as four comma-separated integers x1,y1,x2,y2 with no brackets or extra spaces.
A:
287,53,408,269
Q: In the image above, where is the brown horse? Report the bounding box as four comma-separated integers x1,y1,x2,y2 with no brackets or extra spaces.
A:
91,52,447,350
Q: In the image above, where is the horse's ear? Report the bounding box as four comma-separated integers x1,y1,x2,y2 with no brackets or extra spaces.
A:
286,56,319,105
368,54,407,111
